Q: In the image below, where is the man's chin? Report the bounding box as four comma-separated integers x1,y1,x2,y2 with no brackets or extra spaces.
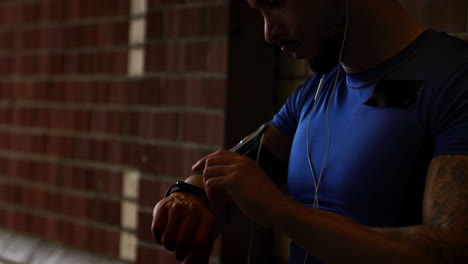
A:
307,58,337,74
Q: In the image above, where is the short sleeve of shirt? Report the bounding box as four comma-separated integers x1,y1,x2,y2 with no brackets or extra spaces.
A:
269,76,319,140
430,65,468,156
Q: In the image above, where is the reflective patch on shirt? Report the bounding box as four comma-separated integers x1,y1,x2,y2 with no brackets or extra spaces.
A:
364,80,424,110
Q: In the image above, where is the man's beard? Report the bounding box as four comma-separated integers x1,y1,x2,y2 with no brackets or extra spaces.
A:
307,28,346,74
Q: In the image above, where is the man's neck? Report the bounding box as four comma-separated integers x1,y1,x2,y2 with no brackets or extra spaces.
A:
340,1,428,74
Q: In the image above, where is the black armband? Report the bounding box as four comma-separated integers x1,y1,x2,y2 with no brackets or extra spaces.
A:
230,123,286,186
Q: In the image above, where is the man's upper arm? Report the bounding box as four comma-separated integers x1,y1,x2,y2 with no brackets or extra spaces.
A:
424,154,467,229
421,154,468,261
263,124,292,165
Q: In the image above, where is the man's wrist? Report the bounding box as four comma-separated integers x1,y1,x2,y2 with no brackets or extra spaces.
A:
165,181,209,208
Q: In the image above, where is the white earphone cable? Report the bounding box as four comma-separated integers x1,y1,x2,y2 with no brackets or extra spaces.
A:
304,0,349,262
246,0,349,262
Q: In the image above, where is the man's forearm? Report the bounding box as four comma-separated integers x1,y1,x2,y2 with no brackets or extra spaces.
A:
375,226,467,264
271,196,436,264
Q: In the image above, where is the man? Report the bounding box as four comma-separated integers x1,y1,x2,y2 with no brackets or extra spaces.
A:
152,0,468,263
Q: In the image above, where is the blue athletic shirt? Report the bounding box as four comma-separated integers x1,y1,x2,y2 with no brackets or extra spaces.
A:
269,29,468,263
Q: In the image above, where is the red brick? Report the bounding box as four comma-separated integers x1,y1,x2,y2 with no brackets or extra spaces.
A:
1,22,129,50
90,111,109,132
185,42,208,72
72,224,89,249
121,111,139,136
203,5,229,36
182,8,204,37
43,217,60,241
134,79,160,106
58,220,73,242
146,10,163,40
31,214,45,237
147,42,187,72
107,141,124,163
136,111,178,140
166,43,185,72
1,179,121,225
0,132,10,149
206,41,228,73
156,146,202,177
138,179,171,209
108,81,129,104
162,8,183,38
146,43,166,72
138,211,155,242
104,230,120,256
179,112,225,145
159,78,203,107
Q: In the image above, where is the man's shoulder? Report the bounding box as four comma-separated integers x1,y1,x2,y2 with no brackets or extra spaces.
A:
416,30,468,75
390,30,468,88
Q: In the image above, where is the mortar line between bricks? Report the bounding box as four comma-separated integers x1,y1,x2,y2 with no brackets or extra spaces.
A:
0,175,136,204
139,173,193,183
0,151,192,189
0,45,132,57
0,72,227,81
138,207,154,214
0,12,146,32
0,100,225,115
147,36,228,44
0,124,223,150
0,15,133,33
0,150,133,173
0,201,135,234
147,0,228,11
0,36,228,56
0,0,51,7
0,0,227,8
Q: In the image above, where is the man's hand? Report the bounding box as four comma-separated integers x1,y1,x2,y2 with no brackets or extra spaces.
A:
192,150,286,227
151,192,215,263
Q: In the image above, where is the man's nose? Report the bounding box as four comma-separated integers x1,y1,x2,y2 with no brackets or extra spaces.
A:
264,16,280,44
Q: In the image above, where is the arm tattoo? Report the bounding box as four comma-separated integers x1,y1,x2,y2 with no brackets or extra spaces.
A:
381,155,468,263
430,155,468,230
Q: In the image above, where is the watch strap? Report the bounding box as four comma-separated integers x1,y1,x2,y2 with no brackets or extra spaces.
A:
165,181,209,208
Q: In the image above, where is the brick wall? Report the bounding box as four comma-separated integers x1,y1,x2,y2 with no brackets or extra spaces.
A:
0,0,134,262
0,0,278,263
139,0,230,263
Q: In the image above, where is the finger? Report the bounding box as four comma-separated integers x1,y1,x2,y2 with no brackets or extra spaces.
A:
184,213,215,264
151,203,168,244
204,176,231,206
203,164,234,182
192,150,233,171
192,151,219,172
175,214,197,261
161,206,184,251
